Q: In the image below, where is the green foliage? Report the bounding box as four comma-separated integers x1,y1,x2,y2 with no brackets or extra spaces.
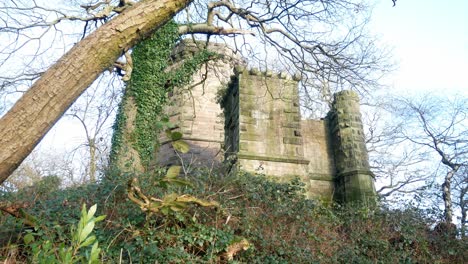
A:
22,204,105,264
166,129,190,153
2,169,467,263
108,91,128,167
110,20,217,167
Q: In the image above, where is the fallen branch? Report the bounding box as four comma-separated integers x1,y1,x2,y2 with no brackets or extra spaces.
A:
127,177,219,215
0,202,38,227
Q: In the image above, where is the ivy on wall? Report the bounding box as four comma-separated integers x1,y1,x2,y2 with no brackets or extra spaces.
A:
110,21,216,168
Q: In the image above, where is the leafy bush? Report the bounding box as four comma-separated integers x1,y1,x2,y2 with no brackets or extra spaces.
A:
1,169,467,263
21,204,105,263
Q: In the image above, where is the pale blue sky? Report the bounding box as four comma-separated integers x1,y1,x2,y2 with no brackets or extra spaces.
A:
370,0,468,95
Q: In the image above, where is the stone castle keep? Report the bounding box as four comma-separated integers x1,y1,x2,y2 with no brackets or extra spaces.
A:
157,41,375,203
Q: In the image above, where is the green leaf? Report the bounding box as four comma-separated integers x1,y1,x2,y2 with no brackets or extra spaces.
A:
81,204,88,222
87,204,97,219
170,131,183,141
79,222,95,243
24,233,35,244
165,166,181,178
161,207,170,215
89,242,101,264
80,235,96,248
62,250,73,264
93,215,106,223
165,178,193,188
172,140,190,153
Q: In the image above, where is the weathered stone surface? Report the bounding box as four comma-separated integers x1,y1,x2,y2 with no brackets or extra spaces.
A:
328,90,376,203
156,41,243,168
156,41,376,204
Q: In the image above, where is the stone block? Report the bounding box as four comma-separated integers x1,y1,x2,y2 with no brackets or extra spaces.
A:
240,133,263,141
283,107,299,113
283,137,303,145
281,122,301,129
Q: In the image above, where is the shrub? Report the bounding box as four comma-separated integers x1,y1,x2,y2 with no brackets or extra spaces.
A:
1,168,467,263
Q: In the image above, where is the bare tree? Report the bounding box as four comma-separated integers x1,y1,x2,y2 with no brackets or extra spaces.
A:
0,0,389,184
1,149,73,192
361,103,433,201
388,94,468,224
66,73,121,182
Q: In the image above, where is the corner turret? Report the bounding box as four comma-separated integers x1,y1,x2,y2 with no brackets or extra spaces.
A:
328,90,376,203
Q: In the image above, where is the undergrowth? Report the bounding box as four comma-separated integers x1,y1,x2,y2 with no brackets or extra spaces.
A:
1,169,467,263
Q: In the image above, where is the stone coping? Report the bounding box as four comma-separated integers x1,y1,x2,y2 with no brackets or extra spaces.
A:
237,152,310,164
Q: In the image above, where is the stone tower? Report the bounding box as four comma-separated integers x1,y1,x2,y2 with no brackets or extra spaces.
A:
327,91,376,203
157,40,376,204
222,68,309,178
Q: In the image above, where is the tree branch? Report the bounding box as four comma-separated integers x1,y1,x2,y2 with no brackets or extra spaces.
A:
178,23,254,36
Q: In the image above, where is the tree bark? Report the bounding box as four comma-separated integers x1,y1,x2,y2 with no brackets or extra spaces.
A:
461,186,467,237
0,0,193,184
89,138,97,183
442,167,458,223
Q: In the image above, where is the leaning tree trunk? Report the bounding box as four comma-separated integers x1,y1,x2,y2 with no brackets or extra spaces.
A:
0,0,193,184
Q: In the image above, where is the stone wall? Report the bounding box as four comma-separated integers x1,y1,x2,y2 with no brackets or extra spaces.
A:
156,41,375,203
301,119,335,201
156,41,243,168
222,69,308,175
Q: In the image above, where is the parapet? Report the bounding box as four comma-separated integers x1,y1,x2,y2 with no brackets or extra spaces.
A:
171,39,245,66
232,66,302,81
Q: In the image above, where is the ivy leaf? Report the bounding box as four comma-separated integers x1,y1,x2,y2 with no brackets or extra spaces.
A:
171,131,183,141
23,233,35,244
165,166,181,178
172,140,190,153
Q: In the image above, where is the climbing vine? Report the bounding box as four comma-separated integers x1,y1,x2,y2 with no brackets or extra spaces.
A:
110,20,217,168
